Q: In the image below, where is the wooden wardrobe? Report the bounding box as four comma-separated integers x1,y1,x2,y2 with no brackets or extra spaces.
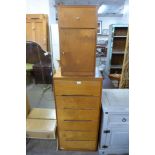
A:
26,14,48,51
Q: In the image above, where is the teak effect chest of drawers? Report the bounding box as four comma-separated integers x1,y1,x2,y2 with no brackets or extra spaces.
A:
58,6,97,76
53,70,102,151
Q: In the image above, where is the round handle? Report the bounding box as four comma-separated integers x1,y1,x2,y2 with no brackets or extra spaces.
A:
62,52,65,55
122,118,127,122
75,16,80,20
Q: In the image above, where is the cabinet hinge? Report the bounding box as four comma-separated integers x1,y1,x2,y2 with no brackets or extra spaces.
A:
104,130,110,133
102,145,108,148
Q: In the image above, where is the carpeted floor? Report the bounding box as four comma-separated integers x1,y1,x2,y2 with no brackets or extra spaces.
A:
26,139,99,155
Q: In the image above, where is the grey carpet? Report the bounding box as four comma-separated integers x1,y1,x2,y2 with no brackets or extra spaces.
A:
26,139,99,155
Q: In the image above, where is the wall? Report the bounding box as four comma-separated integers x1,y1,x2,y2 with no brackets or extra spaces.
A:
26,0,50,16
49,0,60,70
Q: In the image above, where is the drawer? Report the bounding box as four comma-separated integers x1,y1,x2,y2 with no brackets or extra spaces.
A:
59,131,97,141
57,109,99,121
54,80,101,96
56,96,100,109
58,6,97,28
58,120,98,131
59,140,97,151
108,114,129,126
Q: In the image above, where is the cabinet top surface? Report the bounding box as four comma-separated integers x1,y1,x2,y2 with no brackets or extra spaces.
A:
57,5,97,8
54,68,103,80
102,89,129,112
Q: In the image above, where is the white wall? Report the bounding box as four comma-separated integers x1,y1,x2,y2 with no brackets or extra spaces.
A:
26,0,50,15
49,0,60,70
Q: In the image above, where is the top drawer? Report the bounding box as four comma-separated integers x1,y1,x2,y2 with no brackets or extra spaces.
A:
54,79,101,96
58,6,97,28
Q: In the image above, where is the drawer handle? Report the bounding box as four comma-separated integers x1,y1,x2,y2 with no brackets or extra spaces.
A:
75,16,80,20
122,118,127,122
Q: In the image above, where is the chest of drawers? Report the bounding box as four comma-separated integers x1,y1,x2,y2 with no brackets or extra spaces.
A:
99,89,129,155
54,70,102,151
58,6,97,76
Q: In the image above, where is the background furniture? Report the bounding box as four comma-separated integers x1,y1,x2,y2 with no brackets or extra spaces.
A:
99,89,129,155
119,32,129,88
53,69,102,151
106,25,128,76
58,6,97,76
26,41,53,84
26,95,56,139
26,14,49,51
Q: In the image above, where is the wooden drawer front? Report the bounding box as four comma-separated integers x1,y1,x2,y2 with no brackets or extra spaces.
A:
58,7,97,28
59,131,97,141
58,120,98,131
59,140,97,151
54,80,101,96
108,114,129,127
56,96,100,109
57,109,99,121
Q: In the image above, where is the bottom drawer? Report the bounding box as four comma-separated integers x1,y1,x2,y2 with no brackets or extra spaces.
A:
59,140,97,151
59,131,97,141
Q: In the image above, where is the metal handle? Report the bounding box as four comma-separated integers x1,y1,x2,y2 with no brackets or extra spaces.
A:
122,118,127,122
75,16,80,20
62,52,65,55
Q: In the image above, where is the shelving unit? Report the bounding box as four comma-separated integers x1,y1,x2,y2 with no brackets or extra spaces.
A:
106,24,128,75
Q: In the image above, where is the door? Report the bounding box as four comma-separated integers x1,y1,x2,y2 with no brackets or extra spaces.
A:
59,29,96,76
26,14,48,51
101,128,129,153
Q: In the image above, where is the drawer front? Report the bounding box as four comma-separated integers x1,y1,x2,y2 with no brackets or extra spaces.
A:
59,140,97,151
58,120,98,131
54,80,101,96
58,7,97,28
108,114,129,126
59,131,97,141
57,109,99,121
56,96,100,109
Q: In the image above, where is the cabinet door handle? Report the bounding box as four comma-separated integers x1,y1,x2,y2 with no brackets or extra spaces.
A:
62,52,65,55
122,118,127,122
75,16,80,20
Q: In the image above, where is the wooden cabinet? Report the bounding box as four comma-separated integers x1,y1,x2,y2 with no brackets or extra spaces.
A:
54,70,102,151
58,6,97,76
26,14,48,51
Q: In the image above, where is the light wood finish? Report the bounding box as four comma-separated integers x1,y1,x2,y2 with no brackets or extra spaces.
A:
54,79,101,96
59,140,97,151
59,131,97,141
58,6,97,28
27,108,56,120
57,109,99,121
56,96,100,109
54,70,102,150
26,95,30,118
26,14,48,51
58,6,97,76
119,32,129,88
59,29,96,76
26,119,56,139
58,120,99,131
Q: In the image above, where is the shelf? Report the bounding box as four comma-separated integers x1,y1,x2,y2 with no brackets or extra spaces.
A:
112,51,124,54
113,36,127,38
111,65,122,69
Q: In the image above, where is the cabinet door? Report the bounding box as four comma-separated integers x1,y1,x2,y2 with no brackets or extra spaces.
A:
26,14,47,51
34,20,47,50
101,128,129,150
60,29,96,76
